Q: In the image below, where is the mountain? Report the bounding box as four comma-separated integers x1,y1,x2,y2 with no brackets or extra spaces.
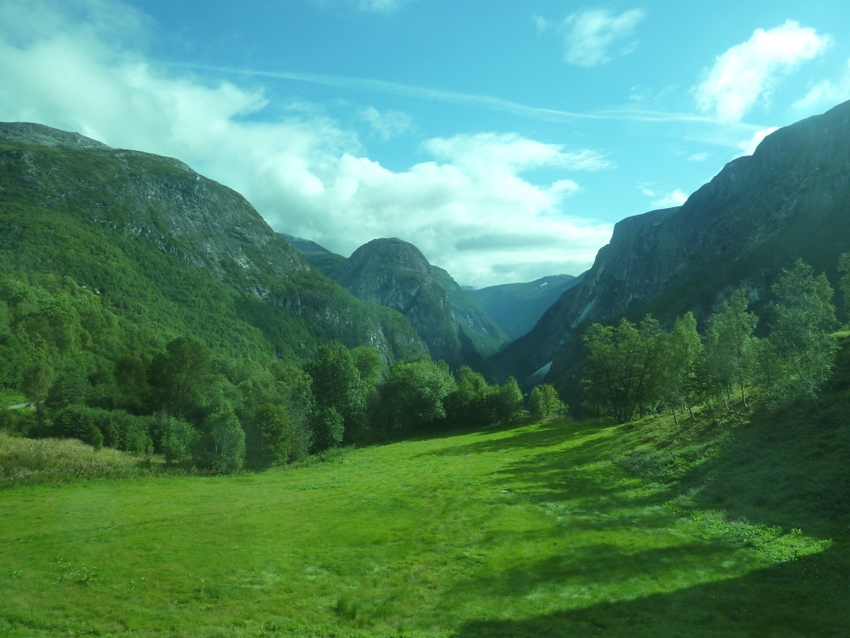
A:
489,100,850,393
284,233,511,358
0,122,428,364
278,233,346,277
468,274,583,340
429,266,511,357
330,238,494,370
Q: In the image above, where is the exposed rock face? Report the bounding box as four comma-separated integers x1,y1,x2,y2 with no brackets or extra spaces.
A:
0,122,428,362
490,99,850,386
332,238,481,369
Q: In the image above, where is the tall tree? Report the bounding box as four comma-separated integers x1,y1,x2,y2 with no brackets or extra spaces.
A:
304,341,364,448
703,289,758,410
760,260,838,406
582,316,665,423
663,312,704,423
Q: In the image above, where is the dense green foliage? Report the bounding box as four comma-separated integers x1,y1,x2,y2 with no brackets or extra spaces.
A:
582,260,841,423
528,383,566,420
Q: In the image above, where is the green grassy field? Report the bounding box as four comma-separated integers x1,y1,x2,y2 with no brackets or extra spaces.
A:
1,408,847,637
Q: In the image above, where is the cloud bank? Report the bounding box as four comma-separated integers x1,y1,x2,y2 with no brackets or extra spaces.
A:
0,0,612,287
695,21,830,121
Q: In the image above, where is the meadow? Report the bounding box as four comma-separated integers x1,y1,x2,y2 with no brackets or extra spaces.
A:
1,407,847,637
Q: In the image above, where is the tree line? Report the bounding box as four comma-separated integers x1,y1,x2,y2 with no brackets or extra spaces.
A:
0,272,567,473
581,259,842,423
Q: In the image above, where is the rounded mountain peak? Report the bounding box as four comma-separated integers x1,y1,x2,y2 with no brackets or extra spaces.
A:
344,238,431,275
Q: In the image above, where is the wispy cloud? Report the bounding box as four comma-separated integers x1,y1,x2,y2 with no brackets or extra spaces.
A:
695,21,830,121
687,152,710,162
177,62,766,133
537,8,646,67
794,58,850,111
358,106,411,140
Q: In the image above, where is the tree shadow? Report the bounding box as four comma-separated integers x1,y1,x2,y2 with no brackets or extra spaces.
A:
454,543,850,637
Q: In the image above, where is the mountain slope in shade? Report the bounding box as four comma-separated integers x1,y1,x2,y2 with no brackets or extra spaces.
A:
429,266,511,358
278,233,346,277
330,238,491,370
489,99,850,395
284,233,511,358
469,274,582,340
0,122,428,364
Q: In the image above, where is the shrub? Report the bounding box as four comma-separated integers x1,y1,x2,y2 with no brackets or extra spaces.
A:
529,384,567,421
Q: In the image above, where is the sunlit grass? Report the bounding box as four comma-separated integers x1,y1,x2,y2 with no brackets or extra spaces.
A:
0,413,845,637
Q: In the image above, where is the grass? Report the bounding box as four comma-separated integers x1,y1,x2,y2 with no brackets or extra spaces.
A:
0,401,847,637
0,432,158,487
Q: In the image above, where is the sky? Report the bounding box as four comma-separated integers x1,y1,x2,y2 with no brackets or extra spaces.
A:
2,1,850,288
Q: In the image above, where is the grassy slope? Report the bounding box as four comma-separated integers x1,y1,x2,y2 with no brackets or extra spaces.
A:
1,384,848,637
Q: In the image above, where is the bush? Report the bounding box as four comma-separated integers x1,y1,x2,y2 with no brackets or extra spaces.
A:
529,384,567,421
52,405,104,450
256,403,294,465
156,415,198,464
310,406,344,453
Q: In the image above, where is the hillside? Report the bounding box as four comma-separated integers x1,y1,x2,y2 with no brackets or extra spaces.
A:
490,100,850,388
469,274,582,340
0,122,427,365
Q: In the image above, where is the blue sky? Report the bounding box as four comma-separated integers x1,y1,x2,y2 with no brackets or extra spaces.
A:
2,0,850,287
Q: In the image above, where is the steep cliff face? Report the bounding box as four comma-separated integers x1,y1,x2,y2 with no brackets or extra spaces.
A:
0,122,427,363
490,99,850,386
332,238,487,369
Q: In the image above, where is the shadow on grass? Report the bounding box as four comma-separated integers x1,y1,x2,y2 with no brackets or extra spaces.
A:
454,543,850,638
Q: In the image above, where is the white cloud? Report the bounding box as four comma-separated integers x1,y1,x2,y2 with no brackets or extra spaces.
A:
556,8,646,67
641,186,687,208
0,0,612,287
794,58,850,111
687,152,710,162
358,106,411,140
737,127,779,156
695,21,830,121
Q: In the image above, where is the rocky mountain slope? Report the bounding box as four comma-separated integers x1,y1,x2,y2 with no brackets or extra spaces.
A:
330,238,495,369
468,274,582,340
0,122,427,363
490,99,850,391
284,234,511,358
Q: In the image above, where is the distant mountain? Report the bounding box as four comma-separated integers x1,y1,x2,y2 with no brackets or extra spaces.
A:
468,274,582,340
0,122,428,364
489,100,850,398
330,238,498,370
284,233,511,359
278,233,346,277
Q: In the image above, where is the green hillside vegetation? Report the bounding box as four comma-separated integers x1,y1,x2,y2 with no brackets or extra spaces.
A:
0,136,426,365
1,335,848,635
